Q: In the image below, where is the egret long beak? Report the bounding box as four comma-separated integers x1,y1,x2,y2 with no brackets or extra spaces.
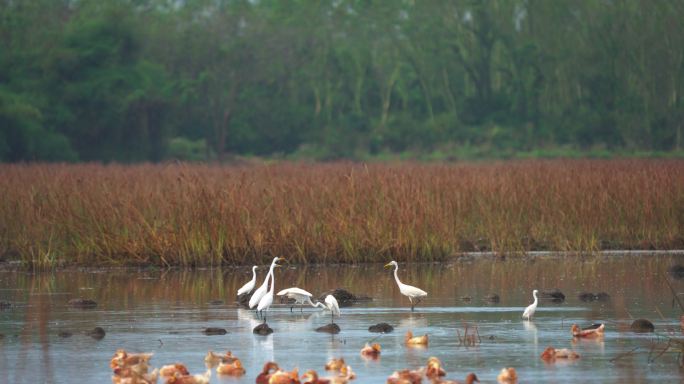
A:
277,257,287,264
383,263,393,270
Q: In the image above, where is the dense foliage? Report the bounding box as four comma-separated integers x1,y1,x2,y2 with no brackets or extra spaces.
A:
1,0,683,162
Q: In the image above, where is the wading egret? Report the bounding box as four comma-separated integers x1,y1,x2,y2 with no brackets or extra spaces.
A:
257,263,282,322
276,287,319,312
249,257,284,313
237,266,258,296
322,294,340,324
522,289,538,320
384,261,428,311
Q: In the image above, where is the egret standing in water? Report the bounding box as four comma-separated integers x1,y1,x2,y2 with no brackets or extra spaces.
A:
237,266,258,296
257,263,281,323
322,294,340,324
249,257,284,316
276,287,319,312
522,289,539,320
384,261,427,311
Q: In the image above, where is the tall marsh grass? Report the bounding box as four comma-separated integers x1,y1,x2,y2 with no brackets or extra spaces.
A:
0,160,682,268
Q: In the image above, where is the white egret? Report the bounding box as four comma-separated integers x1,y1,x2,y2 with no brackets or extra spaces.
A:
257,263,281,322
276,287,320,312
322,294,340,324
522,289,539,320
384,260,428,311
249,257,284,314
237,266,258,296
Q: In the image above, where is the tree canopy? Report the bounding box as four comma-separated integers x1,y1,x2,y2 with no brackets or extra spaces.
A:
1,0,683,162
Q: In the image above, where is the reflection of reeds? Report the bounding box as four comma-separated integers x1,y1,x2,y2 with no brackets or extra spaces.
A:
1,160,682,267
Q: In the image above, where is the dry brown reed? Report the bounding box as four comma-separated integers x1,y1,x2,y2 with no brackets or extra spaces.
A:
0,160,682,268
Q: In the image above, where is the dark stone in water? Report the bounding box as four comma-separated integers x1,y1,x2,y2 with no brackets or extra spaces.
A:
578,292,595,302
578,292,611,302
203,327,227,335
595,292,611,302
368,323,394,333
58,331,73,338
540,289,565,303
631,319,655,333
668,265,684,279
0,301,11,310
253,323,273,335
316,323,341,334
208,300,223,305
68,298,97,309
461,296,472,302
85,327,106,340
318,288,371,307
484,293,500,303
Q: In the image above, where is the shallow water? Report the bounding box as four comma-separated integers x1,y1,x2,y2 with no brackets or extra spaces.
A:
1,255,684,383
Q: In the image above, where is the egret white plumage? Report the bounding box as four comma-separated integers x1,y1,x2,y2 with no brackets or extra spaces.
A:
322,294,340,324
522,289,539,320
384,260,428,311
237,266,258,296
257,263,282,322
276,287,320,312
249,257,284,315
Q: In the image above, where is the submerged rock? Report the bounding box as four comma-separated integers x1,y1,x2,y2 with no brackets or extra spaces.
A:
0,301,11,310
484,293,500,303
540,289,565,303
85,327,106,340
630,319,655,333
68,298,97,309
203,327,227,335
253,323,273,335
578,292,611,303
595,292,611,302
368,323,394,333
668,265,684,280
318,288,371,307
58,331,73,338
316,323,341,334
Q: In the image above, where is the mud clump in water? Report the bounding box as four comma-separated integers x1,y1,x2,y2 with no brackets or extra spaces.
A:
484,293,500,303
368,323,394,333
253,323,273,335
203,327,227,335
85,327,106,340
540,289,565,303
578,292,611,302
318,288,371,307
68,298,97,309
316,323,341,334
668,265,684,280
630,319,654,333
58,331,73,338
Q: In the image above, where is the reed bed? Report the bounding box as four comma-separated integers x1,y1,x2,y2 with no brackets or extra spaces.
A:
0,160,682,268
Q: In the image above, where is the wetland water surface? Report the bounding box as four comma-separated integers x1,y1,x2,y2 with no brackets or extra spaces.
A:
1,255,684,383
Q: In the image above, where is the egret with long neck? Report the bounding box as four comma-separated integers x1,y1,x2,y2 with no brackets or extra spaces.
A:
257,264,281,323
249,257,283,316
237,266,258,296
522,289,539,320
384,260,427,311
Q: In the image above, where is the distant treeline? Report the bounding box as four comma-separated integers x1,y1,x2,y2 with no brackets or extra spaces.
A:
1,0,683,162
